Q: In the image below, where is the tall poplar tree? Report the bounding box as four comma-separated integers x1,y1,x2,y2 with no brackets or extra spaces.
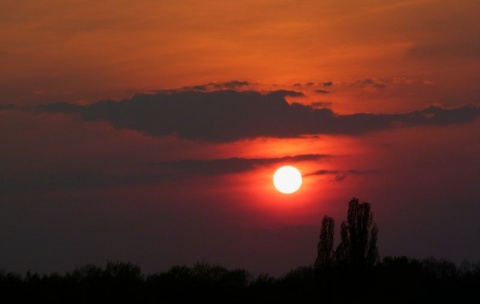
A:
336,197,379,269
315,215,335,270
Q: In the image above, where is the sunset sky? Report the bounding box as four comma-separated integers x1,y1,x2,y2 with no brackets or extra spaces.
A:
1,0,479,277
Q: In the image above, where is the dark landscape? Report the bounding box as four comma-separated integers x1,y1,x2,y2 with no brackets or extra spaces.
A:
2,198,479,303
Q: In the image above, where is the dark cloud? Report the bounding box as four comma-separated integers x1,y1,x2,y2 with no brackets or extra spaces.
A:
271,90,304,97
303,169,340,177
310,101,333,108
292,82,316,88
323,81,333,87
0,172,160,194
303,168,377,181
315,89,330,94
347,169,378,175
304,169,347,181
0,105,17,110
6,90,480,142
353,78,387,89
35,103,84,114
220,80,250,89
0,154,328,194
181,80,251,92
154,154,328,176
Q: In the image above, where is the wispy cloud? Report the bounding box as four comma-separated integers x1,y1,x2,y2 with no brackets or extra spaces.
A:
153,154,328,176
0,154,329,194
352,78,387,89
303,169,378,182
180,80,252,92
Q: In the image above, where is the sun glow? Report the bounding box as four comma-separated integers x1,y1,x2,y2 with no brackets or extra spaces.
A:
273,166,302,194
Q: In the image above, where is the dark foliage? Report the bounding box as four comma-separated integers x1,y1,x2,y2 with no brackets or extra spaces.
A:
315,215,335,270
1,198,479,303
1,259,479,303
334,197,379,270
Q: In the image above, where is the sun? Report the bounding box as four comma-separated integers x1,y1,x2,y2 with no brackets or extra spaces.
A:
273,166,302,194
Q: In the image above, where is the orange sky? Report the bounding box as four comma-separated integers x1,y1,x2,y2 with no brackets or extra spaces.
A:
2,0,480,112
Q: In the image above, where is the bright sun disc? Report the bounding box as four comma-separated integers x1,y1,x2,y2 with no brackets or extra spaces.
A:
273,166,302,194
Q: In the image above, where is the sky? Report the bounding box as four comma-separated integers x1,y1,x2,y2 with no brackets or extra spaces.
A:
1,0,479,278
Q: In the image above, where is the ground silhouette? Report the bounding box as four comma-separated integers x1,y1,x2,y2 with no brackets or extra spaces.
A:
1,197,479,303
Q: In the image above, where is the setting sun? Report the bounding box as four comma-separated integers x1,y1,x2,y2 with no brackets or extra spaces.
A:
273,166,303,194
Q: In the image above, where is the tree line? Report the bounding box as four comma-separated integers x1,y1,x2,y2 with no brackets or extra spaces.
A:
1,197,479,303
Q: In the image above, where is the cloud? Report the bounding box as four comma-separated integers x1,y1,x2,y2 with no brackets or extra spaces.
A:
353,78,387,89
153,154,328,176
0,105,17,110
323,81,333,87
303,169,347,181
270,90,304,97
315,89,330,94
6,90,480,142
0,154,328,193
35,103,84,114
303,169,340,177
180,80,251,92
311,101,333,108
292,82,317,88
347,169,378,175
303,168,378,182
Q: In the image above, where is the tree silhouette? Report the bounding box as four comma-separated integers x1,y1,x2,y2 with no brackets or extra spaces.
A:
336,197,379,270
316,197,379,272
314,215,335,270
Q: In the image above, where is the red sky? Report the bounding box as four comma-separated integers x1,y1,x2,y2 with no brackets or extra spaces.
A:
1,0,479,277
